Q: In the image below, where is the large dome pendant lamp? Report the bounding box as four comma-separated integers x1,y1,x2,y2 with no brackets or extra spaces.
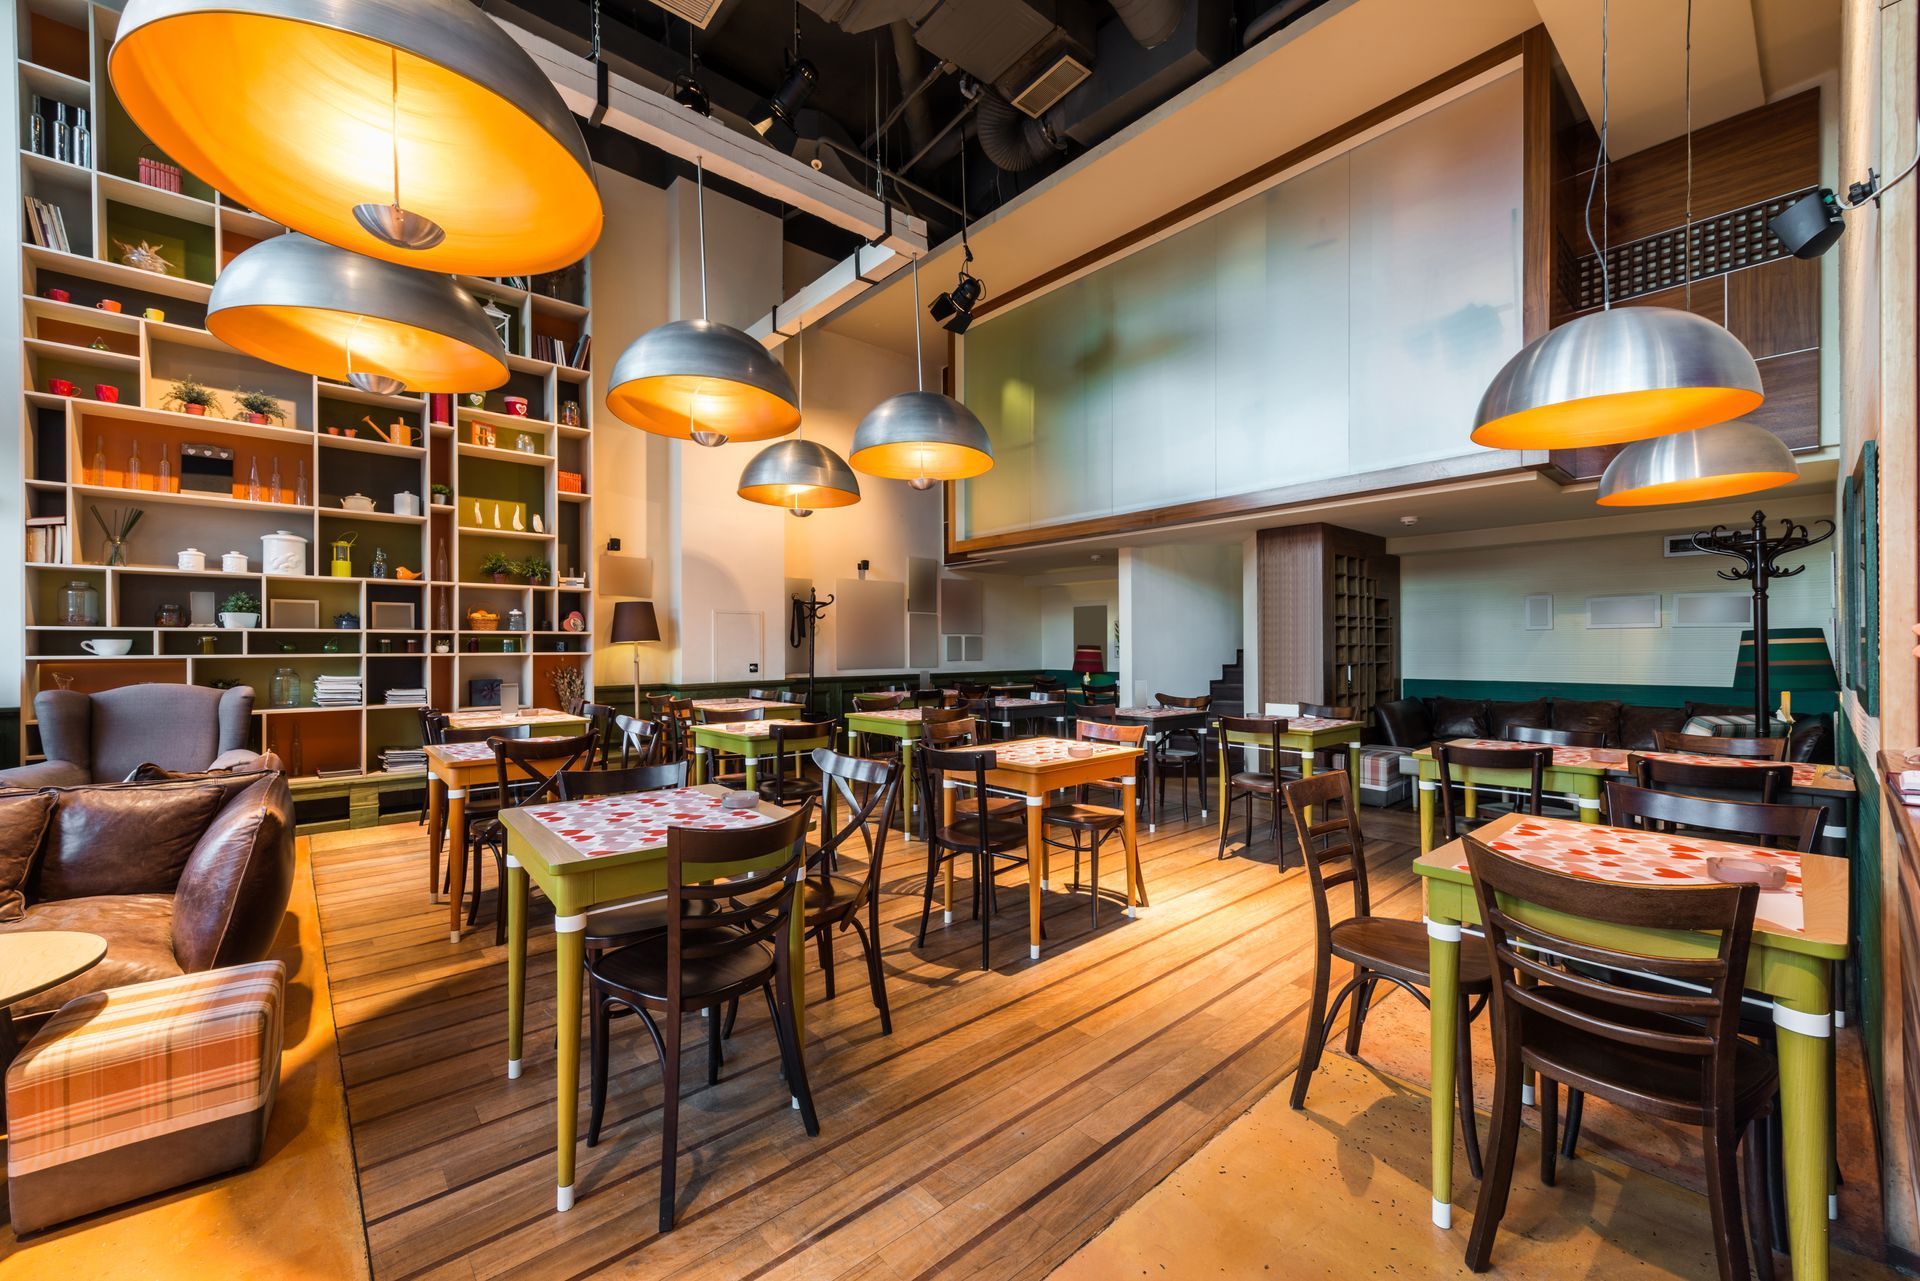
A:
606,156,800,447
208,233,509,393
738,326,860,517
849,256,994,490
1469,0,1763,452
108,0,601,275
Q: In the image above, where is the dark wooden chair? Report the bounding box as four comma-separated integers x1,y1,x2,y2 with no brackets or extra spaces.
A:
473,732,596,944
1434,742,1550,842
1216,715,1289,868
554,760,705,955
584,801,819,1232
756,720,833,805
1632,753,1792,805
1460,833,1776,1280
850,693,907,759
745,687,790,703
1293,701,1358,773
913,743,1032,970
1150,692,1210,821
608,712,660,767
954,682,990,701
910,688,950,709
1041,719,1146,928
413,705,441,826
651,695,694,762
1079,685,1119,707
1653,729,1789,760
1506,725,1607,748
805,749,901,1032
1031,675,1062,694
580,700,620,766
1282,770,1488,1177
852,691,907,712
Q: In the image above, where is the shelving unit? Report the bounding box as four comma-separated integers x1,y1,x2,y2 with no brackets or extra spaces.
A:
12,0,596,801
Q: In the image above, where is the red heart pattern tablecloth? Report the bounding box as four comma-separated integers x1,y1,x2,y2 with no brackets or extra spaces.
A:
989,738,1135,767
853,708,923,723
1635,751,1823,788
429,736,570,764
1115,707,1206,719
694,720,782,739
1284,717,1362,733
527,788,778,858
445,707,571,727
1446,739,1609,769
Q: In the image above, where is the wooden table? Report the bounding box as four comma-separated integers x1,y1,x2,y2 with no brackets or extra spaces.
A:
843,707,928,834
1214,716,1363,835
426,737,573,942
425,709,588,905
0,931,106,1071
691,720,834,788
689,698,802,720
1416,811,1848,1278
983,696,1072,739
938,737,1145,958
1109,706,1212,832
498,785,806,1214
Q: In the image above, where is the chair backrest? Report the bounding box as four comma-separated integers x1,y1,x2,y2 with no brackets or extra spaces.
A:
853,692,908,711
1434,742,1549,840
1631,753,1791,804
665,801,815,988
1080,686,1119,706
1031,675,1062,692
555,759,689,800
745,687,787,702
1297,702,1355,720
1282,770,1371,934
916,744,998,847
921,714,983,749
1604,781,1824,851
416,705,441,747
761,720,831,786
1505,724,1607,748
1219,715,1287,775
41,684,254,782
1074,701,1117,721
436,725,496,745
609,713,660,767
1154,692,1210,710
812,748,899,911
698,704,765,724
1463,833,1757,1106
954,682,990,699
1077,718,1144,745
1652,729,1788,760
580,701,620,766
489,733,596,808
910,688,950,708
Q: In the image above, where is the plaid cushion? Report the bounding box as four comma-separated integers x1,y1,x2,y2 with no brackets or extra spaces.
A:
1682,714,1790,739
1355,747,1405,790
6,961,284,1178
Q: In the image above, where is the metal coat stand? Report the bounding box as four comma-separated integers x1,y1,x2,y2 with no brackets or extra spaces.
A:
792,588,833,716
1690,510,1834,732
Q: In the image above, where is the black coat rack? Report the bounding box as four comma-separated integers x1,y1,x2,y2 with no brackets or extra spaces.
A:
789,588,833,716
1690,510,1834,732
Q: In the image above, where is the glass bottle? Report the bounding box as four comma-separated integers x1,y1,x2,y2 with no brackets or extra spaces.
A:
90,436,106,486
270,456,282,504
295,458,308,506
51,102,69,165
288,723,304,776
270,666,301,709
247,455,261,502
157,442,172,493
60,579,101,626
127,439,142,490
71,107,90,169
27,96,44,157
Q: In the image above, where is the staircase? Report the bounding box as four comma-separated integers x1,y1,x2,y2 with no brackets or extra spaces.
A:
1208,649,1245,717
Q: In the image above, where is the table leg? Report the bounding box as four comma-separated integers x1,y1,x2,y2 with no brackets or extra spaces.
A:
1426,915,1462,1229
1026,792,1044,959
1575,775,1603,823
1418,771,1436,854
693,746,707,784
553,913,585,1212
942,778,957,923
445,786,467,943
1122,774,1141,914
1144,732,1159,834
1462,781,1478,821
900,738,917,838
745,752,759,791
1198,727,1210,819
1300,745,1317,826
1776,993,1834,1280
789,875,807,1068
1345,741,1361,811
506,854,529,1078
1217,736,1229,845
427,775,445,900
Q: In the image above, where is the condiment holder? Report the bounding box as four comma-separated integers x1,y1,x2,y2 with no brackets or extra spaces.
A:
1707,857,1788,889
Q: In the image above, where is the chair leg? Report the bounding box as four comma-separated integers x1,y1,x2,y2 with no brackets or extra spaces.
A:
768,975,820,1136
1745,1118,1778,1281
706,1000,724,1086
1289,944,1333,1110
1344,975,1372,1056
915,846,939,947
1702,1116,1753,1281
657,1002,683,1233
816,926,837,1000
1561,1089,1584,1160
586,985,609,1146
1538,1075,1558,1187
1216,790,1235,859
466,834,484,926
1456,995,1483,1179
977,851,992,971
850,915,891,1035
1087,831,1101,930
1464,1027,1525,1272
722,996,739,1041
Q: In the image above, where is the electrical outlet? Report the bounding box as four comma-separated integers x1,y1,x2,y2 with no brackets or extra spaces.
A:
748,662,760,674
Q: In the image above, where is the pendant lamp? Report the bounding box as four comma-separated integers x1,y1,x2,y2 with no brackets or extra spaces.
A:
849,258,994,489
607,158,799,447
208,233,509,393
738,325,859,515
108,0,601,275
1469,0,1762,452
1595,420,1798,507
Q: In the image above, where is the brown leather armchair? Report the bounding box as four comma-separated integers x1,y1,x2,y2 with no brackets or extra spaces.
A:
0,685,265,789
0,771,295,1021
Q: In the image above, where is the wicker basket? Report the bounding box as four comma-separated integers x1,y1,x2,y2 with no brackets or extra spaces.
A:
466,610,500,632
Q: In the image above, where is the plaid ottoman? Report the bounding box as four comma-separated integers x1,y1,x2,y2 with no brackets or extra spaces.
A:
6,960,285,1233
1356,747,1409,807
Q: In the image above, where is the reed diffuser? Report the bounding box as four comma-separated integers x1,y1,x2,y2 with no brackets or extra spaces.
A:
89,504,144,567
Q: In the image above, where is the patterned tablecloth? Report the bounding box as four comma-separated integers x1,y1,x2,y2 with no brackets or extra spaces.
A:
694,720,793,739
984,737,1136,767
992,697,1065,708
1282,717,1362,733
429,736,569,764
1452,815,1807,934
852,708,924,723
445,707,574,727
691,698,795,711
525,789,778,859
1634,750,1824,788
1114,706,1207,719
1444,740,1825,788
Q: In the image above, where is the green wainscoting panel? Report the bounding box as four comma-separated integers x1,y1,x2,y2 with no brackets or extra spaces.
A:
1839,714,1884,1100
1400,678,1840,716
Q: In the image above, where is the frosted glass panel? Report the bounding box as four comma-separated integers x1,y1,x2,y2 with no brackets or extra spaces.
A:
958,71,1521,541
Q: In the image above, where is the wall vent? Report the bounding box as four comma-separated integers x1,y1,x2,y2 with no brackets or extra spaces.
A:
1011,54,1091,118
1663,533,1711,558
1523,594,1554,631
644,0,728,28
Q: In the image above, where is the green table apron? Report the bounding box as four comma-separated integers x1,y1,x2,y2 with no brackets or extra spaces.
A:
691,724,833,788
842,712,921,835
1215,720,1362,839
1412,748,1607,853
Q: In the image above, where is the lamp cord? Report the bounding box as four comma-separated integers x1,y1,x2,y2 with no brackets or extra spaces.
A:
910,256,924,392
388,48,402,211
1683,0,1692,307
695,156,708,320
1582,0,1611,309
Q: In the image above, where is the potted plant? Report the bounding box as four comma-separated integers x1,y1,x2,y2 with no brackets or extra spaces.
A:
218,589,259,629
233,389,286,426
518,555,550,585
429,483,452,506
480,551,517,584
162,376,220,417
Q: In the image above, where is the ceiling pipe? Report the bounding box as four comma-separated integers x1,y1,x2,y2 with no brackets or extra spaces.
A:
975,89,1056,172
1108,0,1182,48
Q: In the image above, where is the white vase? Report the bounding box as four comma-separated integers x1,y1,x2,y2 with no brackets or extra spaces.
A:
261,530,308,576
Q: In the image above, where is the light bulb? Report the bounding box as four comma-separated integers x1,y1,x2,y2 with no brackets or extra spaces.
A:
910,476,934,490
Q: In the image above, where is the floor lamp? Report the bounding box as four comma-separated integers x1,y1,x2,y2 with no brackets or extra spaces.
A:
610,600,661,717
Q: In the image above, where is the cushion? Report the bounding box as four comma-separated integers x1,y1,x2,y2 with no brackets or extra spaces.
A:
1429,697,1489,738
0,792,55,922
173,775,290,972
1551,699,1623,743
1488,699,1551,738
35,783,226,901
0,894,182,1018
1618,705,1689,751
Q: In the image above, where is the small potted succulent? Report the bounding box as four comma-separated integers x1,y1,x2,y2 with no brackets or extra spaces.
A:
429,482,452,506
218,589,259,629
233,389,286,426
480,551,517,584
162,376,220,417
518,555,550,585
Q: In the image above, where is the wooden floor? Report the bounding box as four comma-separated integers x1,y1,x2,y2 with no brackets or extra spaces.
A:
309,792,1372,1281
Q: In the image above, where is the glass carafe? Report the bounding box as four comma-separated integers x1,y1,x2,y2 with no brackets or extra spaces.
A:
60,579,101,626
270,666,302,709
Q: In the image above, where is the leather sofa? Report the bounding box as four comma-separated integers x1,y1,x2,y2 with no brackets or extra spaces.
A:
0,684,266,789
1371,694,1834,763
0,770,295,1021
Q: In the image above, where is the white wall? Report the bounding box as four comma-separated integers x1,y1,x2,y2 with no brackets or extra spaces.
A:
1038,576,1118,670
1118,542,1244,705
1397,497,1837,689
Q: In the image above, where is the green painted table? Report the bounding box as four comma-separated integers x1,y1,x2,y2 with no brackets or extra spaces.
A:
689,698,803,720
1416,810,1849,1278
498,785,808,1214
842,707,927,834
691,720,834,788
1411,740,1611,853
1214,716,1362,836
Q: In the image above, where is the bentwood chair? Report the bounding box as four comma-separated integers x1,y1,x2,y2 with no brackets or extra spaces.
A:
700,705,767,786
910,688,951,709
805,749,901,1032
1150,692,1210,820
580,701,620,767
609,712,661,767
1283,771,1488,1177
1217,716,1290,868
914,743,1033,970
473,732,596,943
433,723,515,902
1434,742,1550,842
1041,718,1147,927
1291,701,1359,773
1653,729,1789,760
1461,834,1776,1281
756,720,834,805
1632,753,1792,805
850,692,909,760
852,691,907,712
1506,725,1607,748
1031,675,1062,694
650,696,694,762
584,801,819,1232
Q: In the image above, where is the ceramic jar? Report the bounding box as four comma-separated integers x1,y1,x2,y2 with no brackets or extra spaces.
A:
260,530,307,576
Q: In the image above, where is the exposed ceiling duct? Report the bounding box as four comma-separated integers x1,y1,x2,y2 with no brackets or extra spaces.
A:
1107,0,1182,48
976,88,1059,171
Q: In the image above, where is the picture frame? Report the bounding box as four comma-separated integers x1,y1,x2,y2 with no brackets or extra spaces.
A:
268,598,320,629
368,601,416,630
467,678,503,707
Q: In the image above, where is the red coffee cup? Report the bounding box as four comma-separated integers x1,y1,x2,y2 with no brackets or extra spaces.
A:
94,384,120,403
46,378,76,396
43,288,69,303
504,395,529,417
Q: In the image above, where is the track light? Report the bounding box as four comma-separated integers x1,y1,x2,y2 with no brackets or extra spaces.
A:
672,72,710,117
752,56,817,152
929,256,984,335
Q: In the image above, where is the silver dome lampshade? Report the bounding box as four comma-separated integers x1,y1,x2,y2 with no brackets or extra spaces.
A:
1472,307,1765,451
850,391,994,489
606,319,800,447
1596,420,1798,507
207,233,509,393
738,438,860,516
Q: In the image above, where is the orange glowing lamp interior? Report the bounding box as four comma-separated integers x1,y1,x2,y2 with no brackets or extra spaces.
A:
607,374,800,443
848,440,993,482
208,303,507,393
1470,385,1764,451
1595,468,1800,507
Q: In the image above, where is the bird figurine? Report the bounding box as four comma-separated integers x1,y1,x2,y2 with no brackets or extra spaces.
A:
395,565,421,581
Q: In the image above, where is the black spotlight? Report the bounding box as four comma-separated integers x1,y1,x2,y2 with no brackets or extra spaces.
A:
1770,188,1845,259
930,269,984,334
672,72,710,117
752,56,817,153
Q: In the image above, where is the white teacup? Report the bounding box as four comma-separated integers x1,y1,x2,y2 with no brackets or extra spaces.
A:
80,638,132,656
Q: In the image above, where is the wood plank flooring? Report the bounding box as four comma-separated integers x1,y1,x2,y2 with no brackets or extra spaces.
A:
308,793,1404,1281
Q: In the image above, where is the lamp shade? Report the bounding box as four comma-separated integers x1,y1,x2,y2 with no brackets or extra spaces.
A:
738,438,860,512
208,233,508,392
1595,421,1798,507
609,600,661,645
605,320,800,446
1733,628,1838,694
849,391,994,488
109,0,601,274
1472,307,1764,451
